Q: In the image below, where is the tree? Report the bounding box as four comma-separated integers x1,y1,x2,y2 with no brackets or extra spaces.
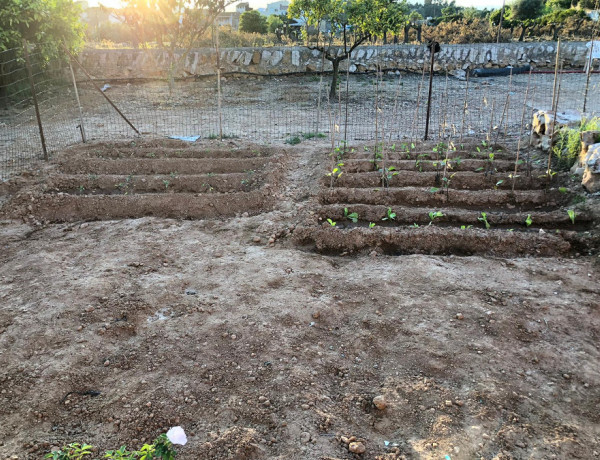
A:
404,11,423,43
289,0,408,98
267,14,285,34
0,0,84,56
239,10,268,33
119,0,234,88
509,0,544,40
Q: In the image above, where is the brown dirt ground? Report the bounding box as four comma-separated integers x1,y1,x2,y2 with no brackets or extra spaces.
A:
1,139,600,460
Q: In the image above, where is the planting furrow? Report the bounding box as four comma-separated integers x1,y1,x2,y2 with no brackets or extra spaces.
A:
10,191,273,222
57,157,269,175
61,146,272,160
319,187,567,210
329,171,560,190
293,226,571,257
342,158,517,173
315,204,589,230
45,173,264,194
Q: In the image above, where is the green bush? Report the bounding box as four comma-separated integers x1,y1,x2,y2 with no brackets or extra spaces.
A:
552,117,600,170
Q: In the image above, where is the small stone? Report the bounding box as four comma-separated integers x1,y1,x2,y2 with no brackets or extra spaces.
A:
373,395,387,410
185,289,197,295
340,436,350,444
454,400,464,406
312,311,321,319
563,373,570,379
301,404,310,410
456,313,464,320
85,306,95,313
349,441,366,454
300,432,311,443
104,360,110,367
445,400,453,407
253,236,261,243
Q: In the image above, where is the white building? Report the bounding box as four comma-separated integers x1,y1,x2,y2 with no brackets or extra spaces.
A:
265,0,289,16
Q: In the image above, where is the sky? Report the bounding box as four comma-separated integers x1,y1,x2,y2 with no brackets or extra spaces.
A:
86,0,506,10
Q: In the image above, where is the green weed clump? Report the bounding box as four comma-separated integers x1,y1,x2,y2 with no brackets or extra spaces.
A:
552,117,600,170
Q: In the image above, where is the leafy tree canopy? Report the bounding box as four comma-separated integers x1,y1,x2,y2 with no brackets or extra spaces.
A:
0,0,84,58
267,14,285,33
240,10,268,34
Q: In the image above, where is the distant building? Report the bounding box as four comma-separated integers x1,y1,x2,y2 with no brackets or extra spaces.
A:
265,0,289,16
216,2,251,30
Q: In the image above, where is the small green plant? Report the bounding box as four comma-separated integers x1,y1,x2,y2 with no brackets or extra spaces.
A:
428,211,444,225
49,429,184,460
369,222,376,228
45,444,93,460
163,180,170,190
525,214,533,227
382,207,396,221
344,208,359,223
552,117,600,170
78,185,85,193
327,218,336,227
411,223,420,228
567,209,576,224
460,225,473,230
494,179,504,189
379,166,398,186
286,136,301,145
478,212,491,229
559,187,568,193
326,162,344,182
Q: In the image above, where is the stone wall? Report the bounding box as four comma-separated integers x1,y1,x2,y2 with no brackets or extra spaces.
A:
79,42,590,80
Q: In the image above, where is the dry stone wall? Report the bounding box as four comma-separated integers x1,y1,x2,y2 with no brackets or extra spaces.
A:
79,42,590,80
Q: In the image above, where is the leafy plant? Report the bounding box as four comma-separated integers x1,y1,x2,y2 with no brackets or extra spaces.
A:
45,444,93,460
285,136,301,145
525,214,533,227
326,162,344,182
567,209,576,224
460,225,473,229
379,166,398,187
428,211,444,225
478,212,491,229
551,117,600,170
369,222,376,228
382,207,396,221
163,180,170,190
327,218,336,227
344,208,358,223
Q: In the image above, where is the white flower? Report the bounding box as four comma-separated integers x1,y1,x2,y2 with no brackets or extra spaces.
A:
166,426,187,445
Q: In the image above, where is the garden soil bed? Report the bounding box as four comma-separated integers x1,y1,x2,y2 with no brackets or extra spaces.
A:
0,139,599,460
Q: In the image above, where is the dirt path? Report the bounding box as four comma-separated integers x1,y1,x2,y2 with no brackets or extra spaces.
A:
0,139,599,459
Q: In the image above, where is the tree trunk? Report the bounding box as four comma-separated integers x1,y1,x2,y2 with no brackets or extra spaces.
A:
404,25,410,44
383,31,387,45
518,25,527,42
330,58,341,99
417,25,422,43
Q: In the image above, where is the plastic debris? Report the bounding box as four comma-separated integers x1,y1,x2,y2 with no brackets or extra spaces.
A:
169,135,201,142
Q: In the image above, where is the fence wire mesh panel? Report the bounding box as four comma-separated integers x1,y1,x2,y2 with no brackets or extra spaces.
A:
1,44,599,180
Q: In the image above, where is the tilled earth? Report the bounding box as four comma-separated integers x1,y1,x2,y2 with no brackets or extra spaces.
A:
0,139,599,460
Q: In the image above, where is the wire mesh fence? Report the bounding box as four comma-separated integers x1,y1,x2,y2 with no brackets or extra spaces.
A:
1,42,599,180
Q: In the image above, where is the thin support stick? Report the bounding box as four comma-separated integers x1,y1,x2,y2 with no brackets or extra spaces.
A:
487,99,496,142
583,39,596,113
459,72,470,145
495,68,512,144
424,47,435,140
23,39,48,160
512,69,532,192
412,58,427,144
67,53,86,143
547,61,563,179
216,25,223,140
62,44,140,135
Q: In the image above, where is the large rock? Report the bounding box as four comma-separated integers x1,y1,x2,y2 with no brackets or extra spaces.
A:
531,109,582,151
578,131,600,192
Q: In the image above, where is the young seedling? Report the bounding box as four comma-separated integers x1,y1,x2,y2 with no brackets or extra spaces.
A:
559,187,568,193
478,212,491,229
525,214,533,227
327,162,344,187
327,219,336,227
460,225,473,229
379,166,398,187
163,180,170,190
369,222,376,228
382,207,397,221
567,209,576,224
428,211,444,225
45,443,93,460
494,179,504,190
344,208,359,223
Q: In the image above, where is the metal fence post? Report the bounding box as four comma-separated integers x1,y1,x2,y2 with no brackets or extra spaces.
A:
67,51,87,143
22,39,48,160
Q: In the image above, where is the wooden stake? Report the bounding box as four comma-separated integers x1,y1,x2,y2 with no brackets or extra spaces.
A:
23,39,48,160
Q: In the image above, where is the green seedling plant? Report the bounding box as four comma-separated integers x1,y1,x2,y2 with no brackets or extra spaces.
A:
567,209,576,224
163,180,170,190
525,214,533,227
478,212,491,229
559,187,568,193
460,225,473,230
45,443,92,460
369,222,376,228
411,223,420,228
327,162,344,187
379,166,398,187
428,211,444,225
327,218,336,227
344,208,359,223
382,207,396,221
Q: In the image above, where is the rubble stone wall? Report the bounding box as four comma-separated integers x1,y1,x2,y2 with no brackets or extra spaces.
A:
79,41,590,79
